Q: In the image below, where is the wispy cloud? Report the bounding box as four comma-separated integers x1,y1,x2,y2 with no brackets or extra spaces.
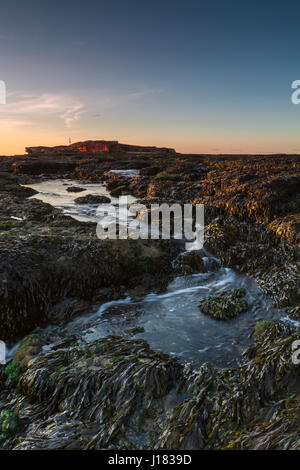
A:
0,91,85,128
96,88,161,109
0,118,33,129
60,103,85,128
0,87,160,132
124,89,161,100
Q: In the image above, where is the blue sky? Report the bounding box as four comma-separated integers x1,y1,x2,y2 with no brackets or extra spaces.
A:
0,0,300,154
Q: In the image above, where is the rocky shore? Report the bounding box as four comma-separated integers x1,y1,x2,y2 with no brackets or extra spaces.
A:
0,143,299,450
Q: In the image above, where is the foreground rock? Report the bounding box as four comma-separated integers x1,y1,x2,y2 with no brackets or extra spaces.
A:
1,335,183,449
0,321,299,449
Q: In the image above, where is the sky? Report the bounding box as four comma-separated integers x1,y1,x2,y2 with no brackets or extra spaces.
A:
0,0,300,155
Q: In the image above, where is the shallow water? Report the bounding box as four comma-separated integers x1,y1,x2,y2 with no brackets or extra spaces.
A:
69,267,283,368
24,179,137,225
105,169,140,178
25,178,285,368
24,178,196,243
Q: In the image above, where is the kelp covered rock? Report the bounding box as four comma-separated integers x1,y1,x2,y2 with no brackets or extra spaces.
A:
0,320,299,450
0,236,178,340
10,336,183,450
204,215,300,309
199,288,248,320
158,321,300,450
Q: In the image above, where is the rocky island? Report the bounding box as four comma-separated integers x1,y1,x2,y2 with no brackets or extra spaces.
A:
0,140,299,450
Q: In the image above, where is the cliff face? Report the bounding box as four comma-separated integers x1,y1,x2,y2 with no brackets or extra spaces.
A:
70,140,118,153
26,140,176,156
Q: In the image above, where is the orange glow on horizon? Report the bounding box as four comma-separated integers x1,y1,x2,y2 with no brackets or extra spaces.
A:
0,129,300,156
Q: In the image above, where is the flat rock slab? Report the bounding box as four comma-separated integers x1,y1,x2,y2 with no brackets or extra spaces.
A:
74,194,111,204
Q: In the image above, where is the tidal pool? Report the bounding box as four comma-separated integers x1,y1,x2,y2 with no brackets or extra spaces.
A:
25,178,285,368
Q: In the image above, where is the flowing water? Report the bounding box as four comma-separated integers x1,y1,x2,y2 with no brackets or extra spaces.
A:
24,179,137,224
24,177,285,368
69,268,282,368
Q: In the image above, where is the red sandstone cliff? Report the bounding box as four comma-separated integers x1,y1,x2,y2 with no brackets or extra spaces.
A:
26,140,176,156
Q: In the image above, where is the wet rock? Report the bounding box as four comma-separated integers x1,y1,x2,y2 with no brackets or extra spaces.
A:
140,166,161,176
74,194,111,204
0,235,179,340
124,326,145,335
13,160,78,175
0,409,20,441
199,288,248,320
47,298,93,323
0,172,38,198
101,304,144,320
66,186,86,193
105,174,134,197
288,305,300,321
173,251,220,275
23,198,60,221
92,287,126,303
13,334,43,369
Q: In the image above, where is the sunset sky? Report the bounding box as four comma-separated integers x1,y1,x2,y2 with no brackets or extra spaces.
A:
0,0,300,155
